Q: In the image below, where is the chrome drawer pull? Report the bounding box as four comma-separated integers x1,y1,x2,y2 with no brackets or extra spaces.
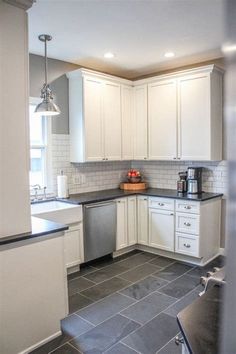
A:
184,222,191,226
184,205,191,209
158,203,164,206
184,243,191,248
175,336,184,345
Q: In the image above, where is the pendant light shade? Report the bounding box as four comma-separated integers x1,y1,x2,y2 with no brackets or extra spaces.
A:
34,34,61,117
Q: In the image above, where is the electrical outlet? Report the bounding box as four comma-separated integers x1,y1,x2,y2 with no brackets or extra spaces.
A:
73,175,81,185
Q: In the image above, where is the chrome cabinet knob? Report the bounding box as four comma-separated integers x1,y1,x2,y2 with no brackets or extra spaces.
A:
175,336,184,345
184,205,191,209
184,222,191,226
183,243,191,248
158,203,164,206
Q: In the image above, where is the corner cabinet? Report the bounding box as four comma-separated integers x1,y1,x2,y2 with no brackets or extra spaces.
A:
67,69,132,163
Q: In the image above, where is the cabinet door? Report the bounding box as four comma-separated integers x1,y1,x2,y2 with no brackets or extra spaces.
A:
149,208,174,251
134,85,148,160
121,85,134,160
84,77,104,161
116,198,128,250
127,196,137,245
103,81,122,160
148,79,177,160
178,73,210,160
64,223,84,268
137,196,149,245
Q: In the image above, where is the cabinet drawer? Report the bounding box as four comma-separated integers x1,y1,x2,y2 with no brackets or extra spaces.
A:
175,233,199,257
176,212,200,235
175,200,200,214
149,197,174,211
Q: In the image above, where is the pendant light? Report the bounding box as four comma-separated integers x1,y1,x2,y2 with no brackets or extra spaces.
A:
34,34,61,116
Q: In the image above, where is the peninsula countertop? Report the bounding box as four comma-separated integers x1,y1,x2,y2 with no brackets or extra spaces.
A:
0,216,68,246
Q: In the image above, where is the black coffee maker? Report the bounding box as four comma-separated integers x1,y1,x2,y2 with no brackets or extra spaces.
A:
187,167,203,194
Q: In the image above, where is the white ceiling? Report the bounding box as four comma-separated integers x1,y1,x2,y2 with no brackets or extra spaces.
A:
28,0,225,79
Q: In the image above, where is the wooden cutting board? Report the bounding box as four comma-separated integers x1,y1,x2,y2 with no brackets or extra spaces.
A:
120,182,148,190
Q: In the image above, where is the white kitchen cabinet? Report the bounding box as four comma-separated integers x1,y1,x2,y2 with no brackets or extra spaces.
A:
127,196,137,245
148,79,177,160
83,77,104,161
149,208,175,251
116,197,137,250
134,85,148,160
116,198,128,250
178,70,222,161
103,81,122,160
64,223,84,268
121,85,134,159
137,196,149,245
67,69,130,162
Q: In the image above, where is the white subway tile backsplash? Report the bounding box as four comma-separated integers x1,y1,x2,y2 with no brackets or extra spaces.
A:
51,134,228,196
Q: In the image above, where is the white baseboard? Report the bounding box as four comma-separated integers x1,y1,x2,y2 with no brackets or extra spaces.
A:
19,331,62,354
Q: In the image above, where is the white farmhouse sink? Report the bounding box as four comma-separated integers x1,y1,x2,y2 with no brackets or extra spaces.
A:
31,201,82,224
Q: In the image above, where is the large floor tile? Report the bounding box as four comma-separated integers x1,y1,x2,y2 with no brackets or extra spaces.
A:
119,275,168,300
61,314,94,339
164,287,201,318
30,336,69,354
104,342,138,354
80,277,131,301
118,252,157,269
70,314,140,353
119,263,159,283
77,293,136,325
153,262,193,282
68,266,98,281
69,293,94,314
122,313,179,354
83,263,129,283
121,292,176,324
149,256,176,268
157,338,181,354
158,274,199,299
68,277,95,295
50,343,81,353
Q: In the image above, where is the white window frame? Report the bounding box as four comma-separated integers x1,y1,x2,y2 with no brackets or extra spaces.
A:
29,97,52,192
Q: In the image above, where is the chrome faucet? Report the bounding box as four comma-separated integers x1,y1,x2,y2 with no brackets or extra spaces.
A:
30,184,42,201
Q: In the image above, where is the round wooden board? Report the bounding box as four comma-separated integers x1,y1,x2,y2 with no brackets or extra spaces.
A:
120,182,148,190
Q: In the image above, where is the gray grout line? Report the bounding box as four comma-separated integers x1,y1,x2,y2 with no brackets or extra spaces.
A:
103,341,140,354
119,312,143,326
67,341,83,353
74,313,96,327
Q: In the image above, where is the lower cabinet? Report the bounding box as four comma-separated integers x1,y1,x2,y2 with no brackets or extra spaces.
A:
137,196,149,245
149,208,175,251
64,223,84,268
116,196,137,250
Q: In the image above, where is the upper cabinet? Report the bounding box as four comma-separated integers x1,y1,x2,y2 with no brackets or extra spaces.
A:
146,66,223,161
148,79,177,160
67,65,223,163
178,70,222,161
121,85,134,160
134,85,148,160
67,69,131,162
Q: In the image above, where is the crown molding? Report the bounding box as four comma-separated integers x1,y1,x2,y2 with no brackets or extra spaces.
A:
3,0,35,10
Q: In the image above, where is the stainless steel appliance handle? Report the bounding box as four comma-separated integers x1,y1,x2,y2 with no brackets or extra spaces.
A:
84,201,115,209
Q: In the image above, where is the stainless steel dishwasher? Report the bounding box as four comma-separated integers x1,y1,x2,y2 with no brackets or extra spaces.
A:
83,200,117,262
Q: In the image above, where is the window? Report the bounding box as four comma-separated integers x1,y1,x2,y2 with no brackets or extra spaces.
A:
29,98,51,189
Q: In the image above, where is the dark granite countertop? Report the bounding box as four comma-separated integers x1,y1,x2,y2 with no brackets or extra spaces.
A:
177,286,223,354
58,188,223,205
0,216,68,246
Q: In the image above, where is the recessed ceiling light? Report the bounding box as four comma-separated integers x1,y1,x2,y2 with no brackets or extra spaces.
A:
104,52,115,59
164,52,175,58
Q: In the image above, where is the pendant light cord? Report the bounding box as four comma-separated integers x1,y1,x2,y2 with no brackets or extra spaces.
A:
44,38,48,86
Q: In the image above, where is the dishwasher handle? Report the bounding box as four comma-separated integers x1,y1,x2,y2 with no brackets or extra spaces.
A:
84,201,116,209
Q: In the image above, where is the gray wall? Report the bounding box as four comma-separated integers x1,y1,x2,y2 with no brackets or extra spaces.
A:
29,54,79,134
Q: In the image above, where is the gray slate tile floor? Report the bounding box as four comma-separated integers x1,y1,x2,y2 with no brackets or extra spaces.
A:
30,251,224,354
